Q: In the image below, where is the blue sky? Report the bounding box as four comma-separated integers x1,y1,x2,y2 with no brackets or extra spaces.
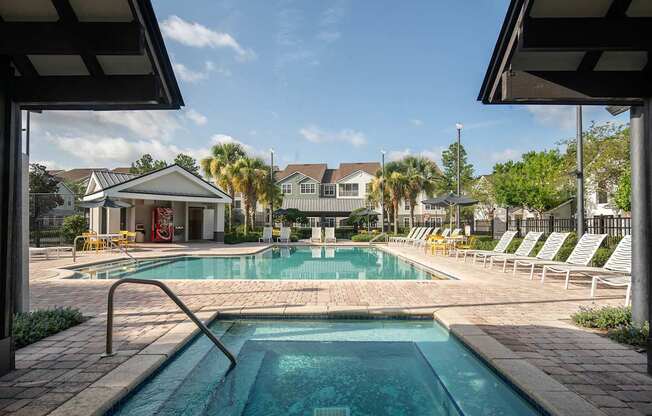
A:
30,0,628,175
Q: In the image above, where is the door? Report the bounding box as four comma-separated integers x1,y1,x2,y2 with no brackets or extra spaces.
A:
188,207,204,240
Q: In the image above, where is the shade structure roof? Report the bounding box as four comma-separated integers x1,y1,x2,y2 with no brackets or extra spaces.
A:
478,0,652,106
422,193,478,207
282,198,367,214
1,0,183,110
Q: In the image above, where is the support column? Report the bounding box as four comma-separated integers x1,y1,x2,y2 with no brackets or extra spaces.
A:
576,105,585,236
214,203,224,242
629,102,652,374
0,58,20,375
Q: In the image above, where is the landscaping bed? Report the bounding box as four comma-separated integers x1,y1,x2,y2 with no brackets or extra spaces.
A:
571,306,648,349
14,307,87,349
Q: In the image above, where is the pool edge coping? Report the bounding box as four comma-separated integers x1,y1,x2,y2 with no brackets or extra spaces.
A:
46,308,607,416
433,308,608,416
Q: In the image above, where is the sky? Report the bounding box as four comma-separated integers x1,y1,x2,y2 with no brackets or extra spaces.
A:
28,0,629,175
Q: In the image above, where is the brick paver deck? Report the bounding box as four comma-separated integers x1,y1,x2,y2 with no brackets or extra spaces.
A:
3,242,649,416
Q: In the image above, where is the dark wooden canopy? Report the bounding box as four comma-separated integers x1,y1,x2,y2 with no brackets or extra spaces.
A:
0,0,183,110
478,0,652,106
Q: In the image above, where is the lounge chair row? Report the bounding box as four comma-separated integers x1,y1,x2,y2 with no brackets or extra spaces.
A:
257,227,338,244
454,230,632,305
258,227,291,244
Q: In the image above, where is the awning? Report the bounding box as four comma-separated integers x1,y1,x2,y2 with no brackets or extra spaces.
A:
282,198,367,214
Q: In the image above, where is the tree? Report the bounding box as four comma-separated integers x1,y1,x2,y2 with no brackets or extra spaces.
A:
438,141,474,195
227,157,267,235
200,142,246,231
63,180,86,202
257,175,283,226
382,162,408,234
61,214,88,245
174,153,200,175
367,175,393,230
402,156,441,227
346,207,378,231
614,165,631,213
130,154,167,174
29,164,63,247
278,209,307,227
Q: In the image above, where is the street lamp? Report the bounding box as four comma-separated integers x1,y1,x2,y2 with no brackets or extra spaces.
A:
380,150,386,233
269,149,274,227
455,123,463,229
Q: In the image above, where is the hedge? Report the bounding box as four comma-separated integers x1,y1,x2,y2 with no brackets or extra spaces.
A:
14,308,86,349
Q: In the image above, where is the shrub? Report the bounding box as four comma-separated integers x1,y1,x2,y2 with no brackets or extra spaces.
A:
592,247,613,267
553,232,578,262
571,306,631,330
335,228,356,240
470,236,496,251
505,238,523,254
14,308,86,349
608,322,649,348
351,234,375,242
224,232,261,244
60,215,88,245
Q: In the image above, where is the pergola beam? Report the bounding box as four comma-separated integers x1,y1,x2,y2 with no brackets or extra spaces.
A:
501,70,650,104
12,75,160,106
0,22,144,56
520,17,652,52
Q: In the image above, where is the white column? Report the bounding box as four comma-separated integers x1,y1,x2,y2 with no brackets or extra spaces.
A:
184,202,189,242
214,203,224,242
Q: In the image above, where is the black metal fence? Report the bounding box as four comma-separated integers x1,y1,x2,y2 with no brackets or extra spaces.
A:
507,216,631,240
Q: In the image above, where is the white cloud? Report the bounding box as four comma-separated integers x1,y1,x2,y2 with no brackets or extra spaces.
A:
387,148,443,165
160,15,256,61
32,110,181,142
489,148,520,163
299,125,367,147
525,106,576,130
32,160,67,171
185,109,208,126
410,119,424,127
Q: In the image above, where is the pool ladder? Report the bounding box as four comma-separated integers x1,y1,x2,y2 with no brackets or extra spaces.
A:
102,278,237,370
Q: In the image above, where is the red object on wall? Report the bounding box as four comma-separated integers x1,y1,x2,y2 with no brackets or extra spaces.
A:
151,208,174,242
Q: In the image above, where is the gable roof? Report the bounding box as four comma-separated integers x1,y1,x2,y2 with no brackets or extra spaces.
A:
54,168,106,183
84,164,230,202
332,162,380,182
276,164,328,183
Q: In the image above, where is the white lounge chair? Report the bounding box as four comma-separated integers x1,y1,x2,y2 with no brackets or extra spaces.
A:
258,227,273,243
415,227,440,248
324,227,337,243
407,227,432,246
490,232,570,274
277,227,291,243
310,227,323,243
524,233,606,283
542,235,630,289
391,227,419,245
480,232,543,267
404,227,426,246
591,275,631,306
455,231,517,264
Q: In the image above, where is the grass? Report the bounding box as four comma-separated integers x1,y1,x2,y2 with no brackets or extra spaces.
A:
571,306,648,349
14,308,86,349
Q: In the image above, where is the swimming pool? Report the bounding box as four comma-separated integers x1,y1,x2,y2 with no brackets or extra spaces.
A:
108,320,542,416
73,246,443,280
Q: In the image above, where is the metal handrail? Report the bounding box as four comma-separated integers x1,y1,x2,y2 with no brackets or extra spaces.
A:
368,232,388,245
108,239,138,264
102,278,237,371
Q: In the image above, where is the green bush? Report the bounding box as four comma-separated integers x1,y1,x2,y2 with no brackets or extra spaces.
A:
224,232,262,244
592,247,613,267
335,228,356,240
295,228,312,239
505,238,523,254
608,322,649,348
571,306,632,330
14,308,86,349
553,232,578,261
470,236,496,251
60,215,88,246
351,234,375,242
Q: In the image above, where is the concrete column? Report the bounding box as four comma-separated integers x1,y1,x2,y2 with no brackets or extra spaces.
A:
630,103,651,335
19,153,29,313
184,202,189,242
214,203,224,242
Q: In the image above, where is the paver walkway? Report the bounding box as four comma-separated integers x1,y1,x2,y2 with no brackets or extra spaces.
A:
2,242,649,415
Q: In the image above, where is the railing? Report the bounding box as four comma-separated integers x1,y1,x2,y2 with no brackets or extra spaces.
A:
369,232,388,245
103,278,237,371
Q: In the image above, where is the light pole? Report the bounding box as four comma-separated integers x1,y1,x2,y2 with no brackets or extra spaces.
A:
576,106,585,236
269,149,274,227
380,150,386,233
455,123,463,229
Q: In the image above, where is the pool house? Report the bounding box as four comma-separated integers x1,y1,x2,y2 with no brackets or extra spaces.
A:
83,165,231,243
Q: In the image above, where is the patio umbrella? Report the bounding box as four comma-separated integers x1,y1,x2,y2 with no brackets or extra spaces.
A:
421,193,478,231
78,198,133,209
351,207,379,233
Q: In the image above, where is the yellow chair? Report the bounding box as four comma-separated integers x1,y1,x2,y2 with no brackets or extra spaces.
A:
82,231,104,253
123,231,137,249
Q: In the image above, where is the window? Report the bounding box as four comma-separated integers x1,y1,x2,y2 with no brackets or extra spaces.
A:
403,217,410,227
300,183,316,194
233,200,242,209
404,201,410,210
339,183,359,197
307,217,320,227
324,217,336,227
281,183,292,194
322,184,335,197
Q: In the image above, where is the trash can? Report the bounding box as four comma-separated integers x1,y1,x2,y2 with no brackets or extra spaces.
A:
135,224,145,243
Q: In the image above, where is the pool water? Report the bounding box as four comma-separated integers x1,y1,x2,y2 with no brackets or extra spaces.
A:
75,247,439,280
108,320,542,416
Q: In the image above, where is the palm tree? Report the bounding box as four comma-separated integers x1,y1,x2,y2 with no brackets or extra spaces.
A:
402,156,441,227
257,176,283,226
228,157,267,235
370,161,408,234
200,142,246,231
367,176,393,229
